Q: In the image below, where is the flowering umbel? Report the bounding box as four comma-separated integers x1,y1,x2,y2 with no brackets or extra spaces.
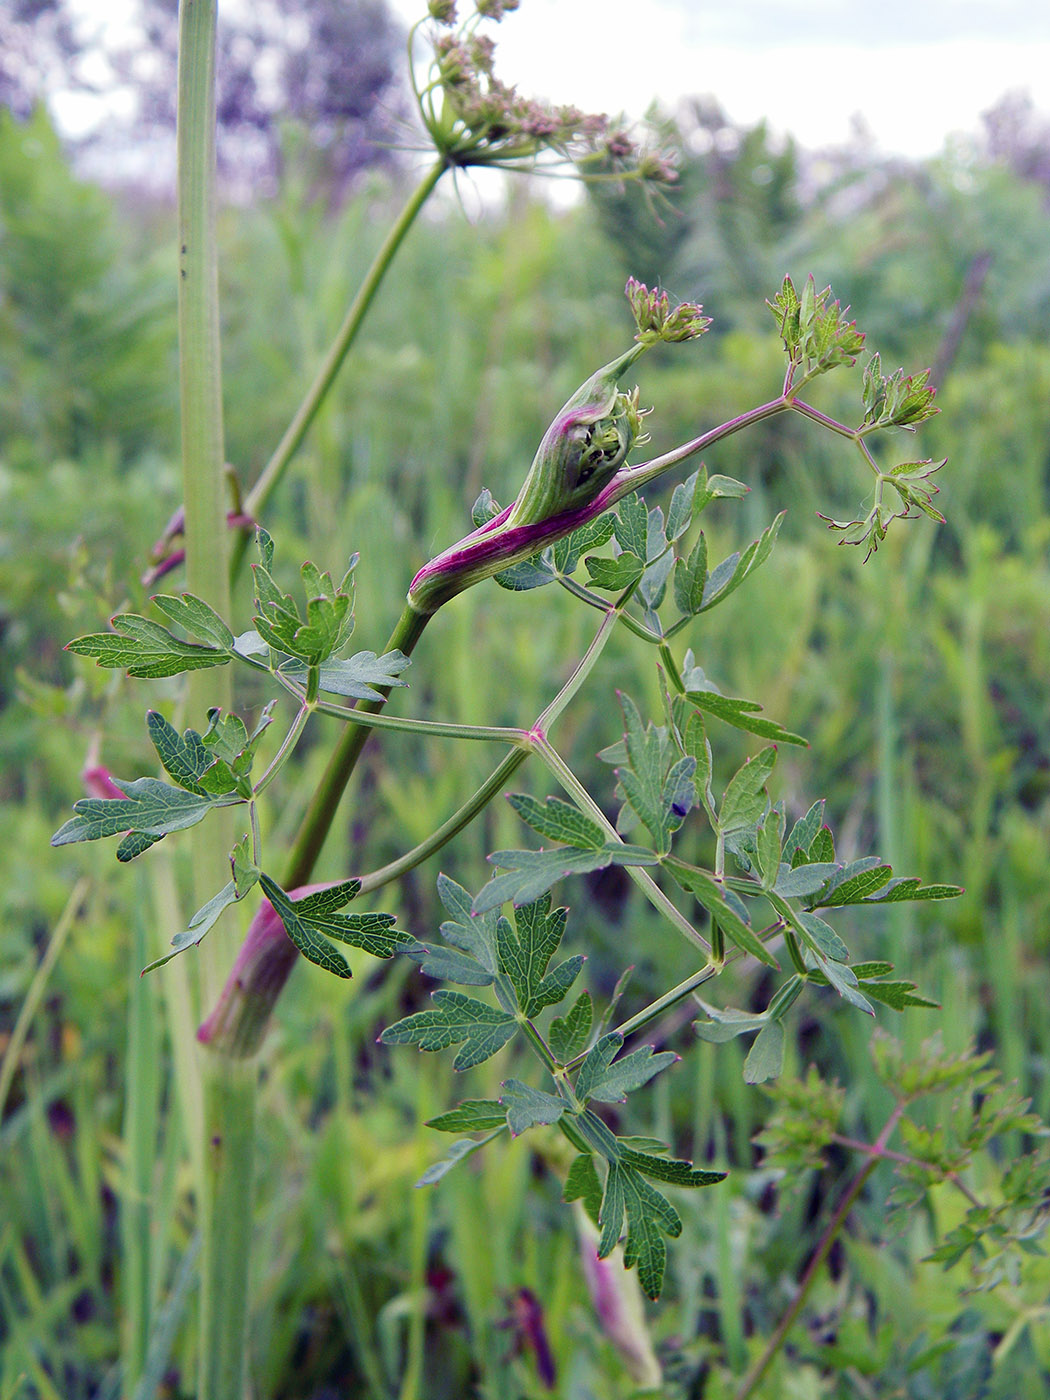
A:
412,2,678,185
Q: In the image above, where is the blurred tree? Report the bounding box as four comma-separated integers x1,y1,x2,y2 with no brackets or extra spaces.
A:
0,0,82,119
0,0,409,202
122,0,409,199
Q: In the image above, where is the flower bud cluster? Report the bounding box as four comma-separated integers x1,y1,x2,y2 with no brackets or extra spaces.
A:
626,277,712,345
415,3,677,184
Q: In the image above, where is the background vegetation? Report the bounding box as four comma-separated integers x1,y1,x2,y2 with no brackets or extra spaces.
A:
2,28,1050,1395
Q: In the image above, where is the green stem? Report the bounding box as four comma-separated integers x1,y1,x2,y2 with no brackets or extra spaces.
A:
198,1057,257,1400
735,1104,904,1399
282,601,431,888
534,738,710,955
177,0,234,1009
356,747,530,895
239,158,446,535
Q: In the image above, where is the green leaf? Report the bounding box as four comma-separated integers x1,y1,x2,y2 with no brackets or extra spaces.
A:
151,592,235,651
281,650,410,701
258,876,352,978
142,881,241,973
499,1079,566,1136
700,513,784,612
814,859,892,907
772,862,842,898
756,810,784,887
493,552,557,591
613,494,649,561
416,1134,499,1187
719,746,777,838
860,877,963,904
553,513,616,574
116,830,163,862
549,991,593,1063
66,614,230,679
405,942,494,986
507,793,605,851
793,909,850,963
785,801,826,860
380,989,517,1071
584,553,644,592
693,1001,768,1043
51,776,235,848
619,1148,726,1189
145,711,223,795
435,873,500,976
661,471,696,542
703,474,749,502
495,895,584,1017
743,1021,785,1083
673,532,708,616
665,858,779,969
615,693,695,853
857,975,940,1011
564,1153,603,1226
606,1161,683,1300
475,843,657,915
426,1100,507,1133
685,686,807,747
575,1032,676,1104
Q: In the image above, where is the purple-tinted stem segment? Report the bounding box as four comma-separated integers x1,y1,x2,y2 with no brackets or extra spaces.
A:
196,882,340,1058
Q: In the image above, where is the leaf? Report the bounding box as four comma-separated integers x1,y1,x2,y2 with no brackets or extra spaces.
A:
493,551,557,591
416,1134,499,1187
785,801,826,860
507,793,605,850
610,1161,683,1300
700,513,784,612
380,989,517,1070
772,862,842,899
615,693,695,853
142,881,242,973
51,777,234,847
575,1032,676,1104
553,513,616,574
613,494,649,561
584,553,644,592
619,1149,726,1189
496,895,584,1017
145,711,221,795
151,592,235,651
549,990,593,1063
743,1021,785,1083
474,843,657,915
719,746,777,838
693,1001,769,1043
665,858,779,969
665,470,701,542
253,556,356,666
756,810,784,887
66,614,230,678
435,873,500,976
814,859,893,907
404,942,495,986
259,876,352,977
673,532,708,616
793,909,850,963
281,650,410,701
499,1079,566,1136
857,976,940,1011
685,687,807,747
860,877,963,904
426,1100,507,1133
564,1153,603,1226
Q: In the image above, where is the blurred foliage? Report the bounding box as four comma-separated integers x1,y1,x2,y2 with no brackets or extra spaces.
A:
3,95,1050,1396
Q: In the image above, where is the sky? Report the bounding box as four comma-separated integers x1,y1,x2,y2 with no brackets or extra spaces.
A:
60,0,1050,161
388,0,1050,158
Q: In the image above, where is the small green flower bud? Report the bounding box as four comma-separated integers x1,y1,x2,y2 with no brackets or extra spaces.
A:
626,276,711,345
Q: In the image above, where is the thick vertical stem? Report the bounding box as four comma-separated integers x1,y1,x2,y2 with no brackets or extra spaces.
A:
198,1058,258,1400
177,0,234,1007
176,5,253,1397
